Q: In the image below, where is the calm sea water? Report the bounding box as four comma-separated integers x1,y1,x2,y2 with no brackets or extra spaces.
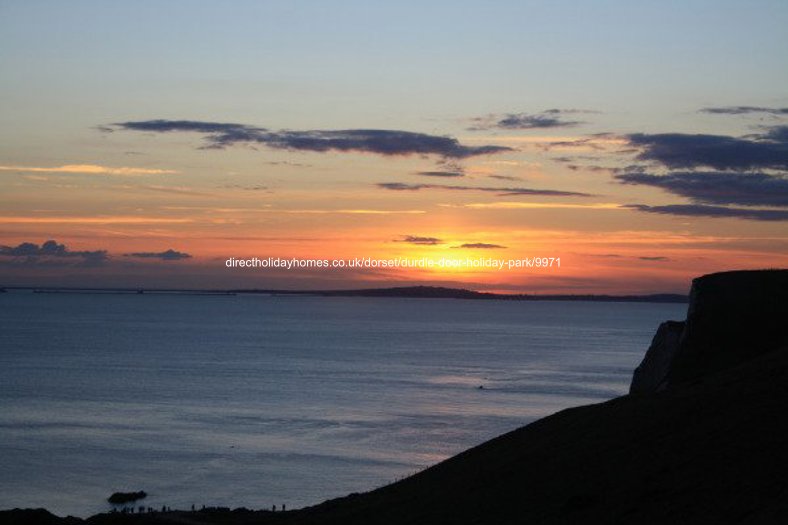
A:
0,292,686,517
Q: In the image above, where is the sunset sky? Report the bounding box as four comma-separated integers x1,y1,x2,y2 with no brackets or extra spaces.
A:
1,0,787,293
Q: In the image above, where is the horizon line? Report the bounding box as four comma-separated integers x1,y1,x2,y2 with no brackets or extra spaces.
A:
0,284,689,303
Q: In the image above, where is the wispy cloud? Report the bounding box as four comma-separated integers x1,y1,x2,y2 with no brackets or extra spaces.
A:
452,243,507,249
581,253,672,262
416,170,465,178
160,207,425,215
220,184,270,191
700,106,788,116
395,235,443,245
123,184,211,196
111,120,512,159
520,133,627,153
485,174,523,181
460,202,621,210
265,160,312,167
279,209,426,215
624,203,788,221
0,164,177,175
565,164,613,173
377,182,592,197
0,216,192,224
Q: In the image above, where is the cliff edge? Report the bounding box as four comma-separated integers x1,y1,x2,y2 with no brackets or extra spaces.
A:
631,269,788,394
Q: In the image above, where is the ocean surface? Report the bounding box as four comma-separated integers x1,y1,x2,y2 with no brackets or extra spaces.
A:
0,292,686,517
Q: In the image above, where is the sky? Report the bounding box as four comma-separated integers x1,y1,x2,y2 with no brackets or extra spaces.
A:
1,0,787,293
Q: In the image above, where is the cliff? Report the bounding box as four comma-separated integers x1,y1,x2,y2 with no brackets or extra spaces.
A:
630,269,788,394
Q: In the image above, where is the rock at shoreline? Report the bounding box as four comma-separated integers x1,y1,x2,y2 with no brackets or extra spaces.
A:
107,491,147,505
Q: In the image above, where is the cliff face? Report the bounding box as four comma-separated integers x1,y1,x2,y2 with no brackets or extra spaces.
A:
629,321,685,394
630,269,788,394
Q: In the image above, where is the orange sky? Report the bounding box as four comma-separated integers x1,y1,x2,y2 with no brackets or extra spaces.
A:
2,3,787,293
2,137,786,293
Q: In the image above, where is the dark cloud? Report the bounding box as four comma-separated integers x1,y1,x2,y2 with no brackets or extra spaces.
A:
566,164,612,173
125,249,192,260
624,204,788,222
469,109,596,130
377,182,592,197
496,113,581,129
700,106,788,116
117,120,257,134
639,256,670,261
395,236,443,245
626,126,788,171
0,240,108,266
611,164,648,174
112,120,511,159
453,243,507,249
259,130,509,158
615,171,788,207
416,171,465,178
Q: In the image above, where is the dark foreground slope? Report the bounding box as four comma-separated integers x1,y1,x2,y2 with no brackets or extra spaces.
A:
5,270,787,525
294,345,788,525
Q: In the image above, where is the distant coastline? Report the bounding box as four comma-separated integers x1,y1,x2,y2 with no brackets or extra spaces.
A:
0,285,688,303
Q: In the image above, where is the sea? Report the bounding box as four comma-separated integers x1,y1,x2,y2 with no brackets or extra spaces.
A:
0,291,686,517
